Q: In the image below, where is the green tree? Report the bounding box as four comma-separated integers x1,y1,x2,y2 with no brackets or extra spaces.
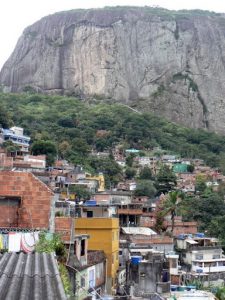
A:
179,189,225,232
126,154,135,167
58,141,71,159
88,157,122,188
195,174,207,193
187,164,194,173
0,105,13,128
71,138,90,156
35,232,66,258
216,287,225,300
155,165,177,194
95,137,109,152
125,167,136,179
31,140,57,165
208,216,225,248
69,185,91,200
2,140,20,155
139,166,152,180
134,180,156,197
163,191,184,234
198,189,225,231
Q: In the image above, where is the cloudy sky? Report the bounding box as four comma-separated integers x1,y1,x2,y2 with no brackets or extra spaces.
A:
0,0,225,68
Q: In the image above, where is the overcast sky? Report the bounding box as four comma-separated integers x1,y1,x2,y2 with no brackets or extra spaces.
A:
1,0,225,69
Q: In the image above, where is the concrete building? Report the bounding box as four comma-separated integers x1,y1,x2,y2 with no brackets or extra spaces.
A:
77,203,117,219
1,126,30,154
129,250,170,298
75,217,119,294
176,234,225,286
94,191,132,207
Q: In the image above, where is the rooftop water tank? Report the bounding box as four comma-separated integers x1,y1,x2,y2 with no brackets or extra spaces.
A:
131,256,142,265
195,233,205,238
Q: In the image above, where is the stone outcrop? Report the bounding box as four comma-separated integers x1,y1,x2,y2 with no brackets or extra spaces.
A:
1,7,225,133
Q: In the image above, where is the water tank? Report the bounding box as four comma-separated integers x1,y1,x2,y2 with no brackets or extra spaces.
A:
177,234,185,239
131,256,142,265
187,285,196,291
196,268,203,273
84,200,96,206
171,285,178,291
195,232,205,238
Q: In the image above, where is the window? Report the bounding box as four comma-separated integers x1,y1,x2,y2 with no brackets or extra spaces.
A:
171,258,177,268
89,269,95,288
81,277,85,288
74,241,77,255
87,210,93,218
213,254,220,259
195,254,203,260
81,239,85,256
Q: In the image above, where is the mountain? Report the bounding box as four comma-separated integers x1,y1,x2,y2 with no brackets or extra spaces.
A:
1,7,225,133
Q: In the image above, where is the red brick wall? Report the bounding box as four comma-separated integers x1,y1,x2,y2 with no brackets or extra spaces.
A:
0,206,19,227
0,171,53,229
94,194,111,202
55,217,72,241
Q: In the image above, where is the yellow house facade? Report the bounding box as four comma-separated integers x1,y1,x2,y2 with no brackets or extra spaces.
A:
75,218,119,293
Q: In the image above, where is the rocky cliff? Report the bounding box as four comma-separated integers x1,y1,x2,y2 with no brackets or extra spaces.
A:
1,7,225,133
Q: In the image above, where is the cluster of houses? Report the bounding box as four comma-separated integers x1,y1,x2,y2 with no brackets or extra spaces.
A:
0,126,223,299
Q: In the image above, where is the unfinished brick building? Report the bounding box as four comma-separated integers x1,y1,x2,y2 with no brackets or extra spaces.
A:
0,171,54,229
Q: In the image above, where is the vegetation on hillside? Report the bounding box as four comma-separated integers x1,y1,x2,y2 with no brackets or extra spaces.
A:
2,92,225,246
1,92,225,174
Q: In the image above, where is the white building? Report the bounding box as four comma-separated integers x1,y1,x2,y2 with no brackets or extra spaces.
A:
176,235,225,274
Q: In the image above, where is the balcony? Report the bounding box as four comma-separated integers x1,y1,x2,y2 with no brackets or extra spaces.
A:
191,245,221,251
192,265,225,273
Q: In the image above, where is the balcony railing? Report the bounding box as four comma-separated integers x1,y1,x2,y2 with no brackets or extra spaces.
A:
191,245,221,251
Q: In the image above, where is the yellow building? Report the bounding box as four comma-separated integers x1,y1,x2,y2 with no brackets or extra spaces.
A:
75,218,119,293
85,173,105,191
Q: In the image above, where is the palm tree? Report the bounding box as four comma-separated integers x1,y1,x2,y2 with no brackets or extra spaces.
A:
163,190,184,235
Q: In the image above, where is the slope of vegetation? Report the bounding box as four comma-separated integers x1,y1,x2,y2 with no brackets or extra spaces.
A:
1,92,225,172
2,92,225,243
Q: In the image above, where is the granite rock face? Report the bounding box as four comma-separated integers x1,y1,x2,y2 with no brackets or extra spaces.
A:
1,8,225,133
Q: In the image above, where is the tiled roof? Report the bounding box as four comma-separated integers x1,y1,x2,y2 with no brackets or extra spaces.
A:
0,252,67,300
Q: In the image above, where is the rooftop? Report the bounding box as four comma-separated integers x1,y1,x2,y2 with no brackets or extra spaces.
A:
0,252,66,300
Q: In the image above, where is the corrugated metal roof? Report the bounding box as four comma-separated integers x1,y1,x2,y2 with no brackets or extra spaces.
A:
121,227,157,236
186,239,198,244
0,252,67,300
